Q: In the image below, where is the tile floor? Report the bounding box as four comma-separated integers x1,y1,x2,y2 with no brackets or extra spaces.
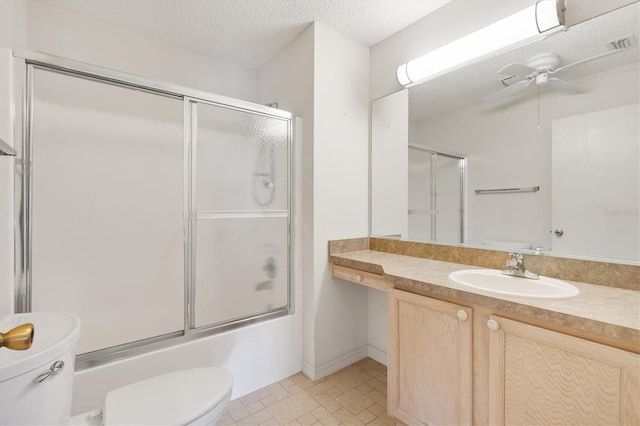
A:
218,358,395,426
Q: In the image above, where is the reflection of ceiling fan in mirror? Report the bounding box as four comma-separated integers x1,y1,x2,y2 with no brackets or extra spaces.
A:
483,35,638,103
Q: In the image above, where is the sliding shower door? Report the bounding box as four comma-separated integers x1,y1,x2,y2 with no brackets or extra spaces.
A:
408,148,432,241
408,145,465,244
435,155,464,243
28,67,185,355
17,53,293,365
191,101,290,328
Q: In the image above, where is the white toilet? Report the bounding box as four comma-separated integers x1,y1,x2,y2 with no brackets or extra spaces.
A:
0,312,233,426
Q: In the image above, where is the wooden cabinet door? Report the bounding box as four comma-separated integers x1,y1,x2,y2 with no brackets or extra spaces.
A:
488,315,640,425
388,289,472,425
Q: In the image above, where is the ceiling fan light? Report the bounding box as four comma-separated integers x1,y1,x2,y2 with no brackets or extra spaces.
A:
536,73,550,84
397,0,565,88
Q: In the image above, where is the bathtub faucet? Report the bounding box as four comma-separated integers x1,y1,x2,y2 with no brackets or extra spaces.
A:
502,253,539,280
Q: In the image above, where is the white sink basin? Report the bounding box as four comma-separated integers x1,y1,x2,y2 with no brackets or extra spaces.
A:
448,269,579,299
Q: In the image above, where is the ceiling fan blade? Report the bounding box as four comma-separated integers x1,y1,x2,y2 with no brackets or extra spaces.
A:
498,63,537,77
546,77,580,93
483,80,532,103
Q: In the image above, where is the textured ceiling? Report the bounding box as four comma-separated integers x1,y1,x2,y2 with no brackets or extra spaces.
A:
409,2,640,121
40,0,451,69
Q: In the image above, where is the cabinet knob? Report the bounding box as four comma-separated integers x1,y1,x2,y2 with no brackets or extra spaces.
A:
355,275,362,282
486,319,499,331
457,310,468,321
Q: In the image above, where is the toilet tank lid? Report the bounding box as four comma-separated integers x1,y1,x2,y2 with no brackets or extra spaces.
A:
103,367,233,425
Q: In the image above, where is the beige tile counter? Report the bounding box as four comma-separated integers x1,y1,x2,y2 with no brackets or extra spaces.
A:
330,250,640,352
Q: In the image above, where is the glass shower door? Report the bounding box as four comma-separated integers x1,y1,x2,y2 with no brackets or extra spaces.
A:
28,67,185,355
435,155,463,243
192,101,290,328
408,148,432,241
18,54,295,366
408,145,465,244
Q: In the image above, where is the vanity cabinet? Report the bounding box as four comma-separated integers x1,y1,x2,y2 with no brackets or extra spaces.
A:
388,289,472,426
487,315,640,425
387,288,640,426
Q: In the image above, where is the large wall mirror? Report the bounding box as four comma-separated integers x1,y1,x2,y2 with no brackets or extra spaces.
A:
371,2,639,263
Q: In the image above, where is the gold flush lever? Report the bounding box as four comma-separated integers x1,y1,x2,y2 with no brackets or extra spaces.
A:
0,323,35,350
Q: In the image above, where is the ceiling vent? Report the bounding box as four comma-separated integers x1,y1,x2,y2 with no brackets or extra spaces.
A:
607,35,637,51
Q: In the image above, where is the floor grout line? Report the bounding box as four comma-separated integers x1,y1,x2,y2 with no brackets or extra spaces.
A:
218,357,391,426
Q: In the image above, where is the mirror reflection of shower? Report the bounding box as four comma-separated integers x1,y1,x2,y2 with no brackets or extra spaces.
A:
251,102,280,207
408,144,466,244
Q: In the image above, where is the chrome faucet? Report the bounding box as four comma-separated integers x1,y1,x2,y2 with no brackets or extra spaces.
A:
502,252,539,279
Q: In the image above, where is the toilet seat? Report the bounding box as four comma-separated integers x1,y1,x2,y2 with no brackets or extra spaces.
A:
103,367,233,425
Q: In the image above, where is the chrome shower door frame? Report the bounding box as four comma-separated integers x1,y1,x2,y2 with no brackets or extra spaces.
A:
12,50,295,369
185,97,294,330
408,144,467,244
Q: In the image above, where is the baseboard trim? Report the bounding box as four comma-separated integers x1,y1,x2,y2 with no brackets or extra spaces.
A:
303,346,369,380
367,345,387,366
301,359,315,380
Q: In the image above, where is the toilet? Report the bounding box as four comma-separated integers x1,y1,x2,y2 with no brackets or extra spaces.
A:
72,367,234,426
0,312,233,426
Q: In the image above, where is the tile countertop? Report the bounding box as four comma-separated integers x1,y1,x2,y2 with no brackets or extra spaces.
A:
330,250,640,350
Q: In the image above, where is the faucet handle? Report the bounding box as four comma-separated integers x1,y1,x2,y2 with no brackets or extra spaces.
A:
506,252,522,268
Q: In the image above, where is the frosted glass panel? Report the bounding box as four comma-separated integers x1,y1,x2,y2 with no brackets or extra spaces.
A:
408,149,431,241
436,156,462,243
30,68,184,354
408,149,463,243
196,104,288,211
194,217,288,327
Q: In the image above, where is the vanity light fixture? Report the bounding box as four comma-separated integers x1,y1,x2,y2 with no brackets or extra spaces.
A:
396,0,565,87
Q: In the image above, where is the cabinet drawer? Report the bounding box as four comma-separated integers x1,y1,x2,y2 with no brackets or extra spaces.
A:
331,264,391,292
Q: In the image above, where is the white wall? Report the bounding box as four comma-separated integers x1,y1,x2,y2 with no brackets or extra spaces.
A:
367,288,388,365
260,22,371,380
310,22,370,378
0,0,27,48
259,23,371,379
371,89,408,238
27,1,257,101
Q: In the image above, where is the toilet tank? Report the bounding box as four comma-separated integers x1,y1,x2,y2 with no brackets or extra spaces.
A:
0,312,81,425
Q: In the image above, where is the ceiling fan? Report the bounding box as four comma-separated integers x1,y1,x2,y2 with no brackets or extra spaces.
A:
483,35,638,103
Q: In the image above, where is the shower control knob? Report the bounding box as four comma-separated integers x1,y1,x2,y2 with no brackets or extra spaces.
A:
554,229,564,237
457,310,468,321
